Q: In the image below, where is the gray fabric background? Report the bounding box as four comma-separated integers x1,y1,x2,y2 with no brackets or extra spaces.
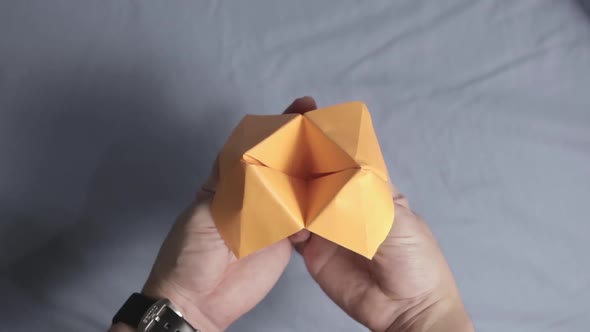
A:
1,1,589,331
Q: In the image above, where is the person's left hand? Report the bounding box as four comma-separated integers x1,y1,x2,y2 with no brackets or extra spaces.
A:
133,97,318,332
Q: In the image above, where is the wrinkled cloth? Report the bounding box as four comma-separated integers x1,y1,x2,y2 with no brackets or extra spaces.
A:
1,1,589,331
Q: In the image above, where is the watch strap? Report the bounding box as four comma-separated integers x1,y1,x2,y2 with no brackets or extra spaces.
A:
113,293,156,327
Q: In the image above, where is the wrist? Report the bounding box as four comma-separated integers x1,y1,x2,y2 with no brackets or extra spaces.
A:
142,276,223,332
386,295,473,332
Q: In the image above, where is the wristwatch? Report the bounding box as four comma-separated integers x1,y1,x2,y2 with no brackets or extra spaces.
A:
113,293,200,332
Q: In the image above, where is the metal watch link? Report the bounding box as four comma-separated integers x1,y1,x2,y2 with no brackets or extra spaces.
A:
113,293,200,332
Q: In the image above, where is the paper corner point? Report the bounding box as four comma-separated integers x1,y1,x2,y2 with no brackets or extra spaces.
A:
347,100,369,112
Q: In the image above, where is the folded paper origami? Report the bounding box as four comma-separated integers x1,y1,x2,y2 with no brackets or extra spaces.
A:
211,101,394,259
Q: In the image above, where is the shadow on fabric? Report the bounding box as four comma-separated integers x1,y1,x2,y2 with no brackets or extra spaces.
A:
0,64,233,329
579,0,590,15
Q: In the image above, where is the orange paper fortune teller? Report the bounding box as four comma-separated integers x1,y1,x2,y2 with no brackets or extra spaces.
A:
211,101,394,259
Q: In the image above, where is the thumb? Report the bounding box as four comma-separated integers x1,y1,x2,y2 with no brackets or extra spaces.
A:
199,155,219,200
289,229,312,254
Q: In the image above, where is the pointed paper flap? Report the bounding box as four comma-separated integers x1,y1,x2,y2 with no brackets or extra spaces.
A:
306,170,394,258
356,108,389,182
219,114,300,176
303,118,358,175
355,171,394,257
211,162,247,255
304,102,389,181
305,168,358,226
244,115,306,178
237,164,306,257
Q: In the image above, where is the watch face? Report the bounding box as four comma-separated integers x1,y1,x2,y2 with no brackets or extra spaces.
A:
136,297,198,332
138,299,171,332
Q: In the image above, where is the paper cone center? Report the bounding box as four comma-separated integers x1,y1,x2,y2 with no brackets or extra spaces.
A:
242,116,360,225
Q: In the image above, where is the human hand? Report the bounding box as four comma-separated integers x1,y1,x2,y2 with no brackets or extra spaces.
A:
290,100,473,332
109,98,319,332
110,96,472,332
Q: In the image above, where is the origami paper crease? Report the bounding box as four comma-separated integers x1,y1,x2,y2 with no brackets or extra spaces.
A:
211,101,395,259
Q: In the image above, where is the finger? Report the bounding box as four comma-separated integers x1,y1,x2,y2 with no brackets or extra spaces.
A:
370,202,452,300
198,155,219,201
215,238,293,317
387,203,434,241
283,96,317,114
386,175,410,209
289,229,311,254
391,191,410,209
301,234,342,276
300,234,385,326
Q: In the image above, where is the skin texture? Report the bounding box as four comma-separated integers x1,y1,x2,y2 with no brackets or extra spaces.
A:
109,97,473,332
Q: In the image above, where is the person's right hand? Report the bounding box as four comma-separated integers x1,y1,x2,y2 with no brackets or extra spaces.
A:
291,192,473,332
290,100,473,332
